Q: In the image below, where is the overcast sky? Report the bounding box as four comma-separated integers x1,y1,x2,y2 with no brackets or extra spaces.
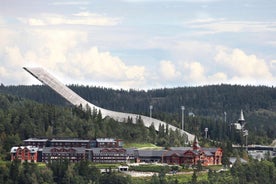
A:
1,0,276,89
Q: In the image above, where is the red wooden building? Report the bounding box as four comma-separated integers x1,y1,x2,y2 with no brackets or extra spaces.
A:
163,138,222,166
10,146,39,163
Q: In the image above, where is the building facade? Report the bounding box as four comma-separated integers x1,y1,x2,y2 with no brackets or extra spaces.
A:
163,138,222,166
10,146,39,163
42,147,86,163
12,138,126,163
23,138,48,148
11,137,222,166
87,148,135,163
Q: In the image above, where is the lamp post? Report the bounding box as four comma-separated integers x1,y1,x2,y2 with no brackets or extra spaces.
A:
204,128,208,139
149,105,153,120
181,106,185,130
243,129,248,151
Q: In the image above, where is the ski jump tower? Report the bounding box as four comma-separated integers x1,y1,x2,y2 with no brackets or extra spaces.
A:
23,67,195,142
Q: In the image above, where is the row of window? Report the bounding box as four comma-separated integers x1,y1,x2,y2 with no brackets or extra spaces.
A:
94,153,127,156
43,153,84,157
93,156,129,160
50,148,77,153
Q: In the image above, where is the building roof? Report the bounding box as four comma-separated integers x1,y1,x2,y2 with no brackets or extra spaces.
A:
88,148,135,155
136,150,165,157
229,157,247,164
96,138,116,143
42,147,86,154
239,109,245,122
163,150,185,157
24,138,48,142
10,147,19,153
10,146,39,153
50,139,90,143
169,147,191,151
163,147,219,157
202,148,219,153
203,150,213,156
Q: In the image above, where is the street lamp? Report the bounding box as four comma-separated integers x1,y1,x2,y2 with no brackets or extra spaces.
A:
224,111,227,123
243,129,248,151
181,106,185,130
149,105,153,119
204,128,208,139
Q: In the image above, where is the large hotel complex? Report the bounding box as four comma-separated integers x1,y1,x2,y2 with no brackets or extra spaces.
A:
11,137,222,166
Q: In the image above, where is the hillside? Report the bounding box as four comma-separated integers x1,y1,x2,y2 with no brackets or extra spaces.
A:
0,93,189,160
0,84,276,144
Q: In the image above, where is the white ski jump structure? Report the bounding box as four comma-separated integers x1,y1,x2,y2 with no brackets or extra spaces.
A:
23,67,195,142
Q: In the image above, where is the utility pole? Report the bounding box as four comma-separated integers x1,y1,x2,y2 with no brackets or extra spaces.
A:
181,106,185,130
204,128,208,139
243,129,248,151
149,105,153,121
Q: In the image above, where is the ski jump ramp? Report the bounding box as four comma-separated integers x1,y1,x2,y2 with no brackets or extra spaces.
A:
23,67,195,142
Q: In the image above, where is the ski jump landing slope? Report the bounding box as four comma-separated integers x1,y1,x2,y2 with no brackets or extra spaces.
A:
23,67,195,142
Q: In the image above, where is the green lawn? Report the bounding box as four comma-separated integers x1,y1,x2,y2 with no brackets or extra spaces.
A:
124,143,163,149
91,163,122,169
131,171,209,183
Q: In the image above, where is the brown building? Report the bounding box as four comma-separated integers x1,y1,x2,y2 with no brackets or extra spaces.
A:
50,139,91,148
87,148,135,163
10,146,39,163
24,138,48,148
42,147,86,163
96,138,123,148
16,138,125,163
163,138,222,166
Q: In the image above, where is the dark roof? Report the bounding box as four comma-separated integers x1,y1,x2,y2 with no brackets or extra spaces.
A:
96,138,116,143
10,146,39,153
202,148,218,153
169,147,190,151
203,151,213,156
42,147,86,154
163,150,184,157
163,149,203,157
88,148,135,155
24,138,48,142
229,157,247,164
51,139,90,143
137,150,165,157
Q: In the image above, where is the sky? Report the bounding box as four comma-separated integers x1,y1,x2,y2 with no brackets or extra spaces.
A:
1,0,276,89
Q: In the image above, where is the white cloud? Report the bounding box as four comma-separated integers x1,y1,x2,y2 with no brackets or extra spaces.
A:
185,19,276,34
159,60,181,80
0,17,5,25
122,0,221,2
188,62,205,81
214,48,274,82
69,47,145,83
0,27,146,89
18,12,121,26
271,60,276,67
207,72,227,83
51,1,90,6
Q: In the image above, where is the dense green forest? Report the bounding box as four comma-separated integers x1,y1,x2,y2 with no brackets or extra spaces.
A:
0,93,188,160
1,84,275,144
0,85,276,183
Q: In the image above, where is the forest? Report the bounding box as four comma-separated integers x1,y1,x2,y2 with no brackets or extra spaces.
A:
1,84,275,144
0,84,276,183
0,93,188,160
